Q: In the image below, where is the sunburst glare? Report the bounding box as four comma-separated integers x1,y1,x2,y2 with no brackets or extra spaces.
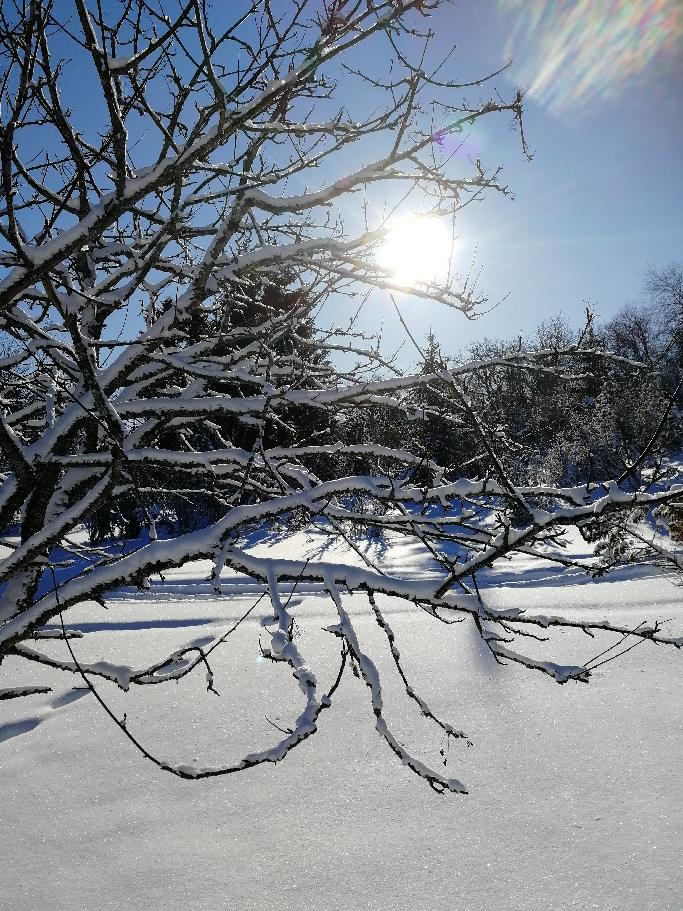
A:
376,217,453,288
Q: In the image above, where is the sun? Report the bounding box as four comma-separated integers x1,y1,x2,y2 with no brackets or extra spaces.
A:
376,217,453,288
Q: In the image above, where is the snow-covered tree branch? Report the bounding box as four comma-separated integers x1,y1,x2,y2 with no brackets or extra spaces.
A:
0,0,680,793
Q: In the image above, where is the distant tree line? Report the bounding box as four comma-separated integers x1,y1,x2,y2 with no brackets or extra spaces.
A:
77,262,683,540
339,263,683,491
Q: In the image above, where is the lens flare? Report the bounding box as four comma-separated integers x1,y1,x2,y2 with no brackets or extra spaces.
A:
497,0,683,113
377,218,453,288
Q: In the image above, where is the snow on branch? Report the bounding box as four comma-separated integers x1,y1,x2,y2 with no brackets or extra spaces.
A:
0,0,679,793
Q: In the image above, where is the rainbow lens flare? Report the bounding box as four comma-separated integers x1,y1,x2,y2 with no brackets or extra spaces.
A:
497,0,682,113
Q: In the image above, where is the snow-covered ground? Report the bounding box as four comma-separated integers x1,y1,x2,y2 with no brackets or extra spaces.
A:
2,529,681,911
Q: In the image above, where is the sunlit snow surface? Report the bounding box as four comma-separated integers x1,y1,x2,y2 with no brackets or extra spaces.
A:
1,528,681,910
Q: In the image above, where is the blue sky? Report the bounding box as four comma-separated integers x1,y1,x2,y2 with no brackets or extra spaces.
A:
5,1,680,364
341,0,683,359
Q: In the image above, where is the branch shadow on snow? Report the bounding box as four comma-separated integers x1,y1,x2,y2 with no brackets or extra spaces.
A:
41,617,219,634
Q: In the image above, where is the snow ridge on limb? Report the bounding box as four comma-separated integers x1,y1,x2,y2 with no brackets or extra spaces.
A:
326,579,468,794
52,592,347,782
0,685,52,700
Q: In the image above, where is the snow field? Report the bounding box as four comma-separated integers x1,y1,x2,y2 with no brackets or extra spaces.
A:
1,533,681,910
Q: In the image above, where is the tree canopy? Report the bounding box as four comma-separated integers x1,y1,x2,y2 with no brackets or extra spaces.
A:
0,0,680,793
